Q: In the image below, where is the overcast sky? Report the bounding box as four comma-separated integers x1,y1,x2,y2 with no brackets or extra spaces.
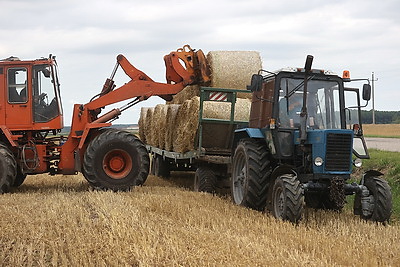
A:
1,0,399,125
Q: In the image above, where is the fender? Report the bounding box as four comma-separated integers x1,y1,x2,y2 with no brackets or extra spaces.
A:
361,169,384,185
233,128,264,149
270,164,297,181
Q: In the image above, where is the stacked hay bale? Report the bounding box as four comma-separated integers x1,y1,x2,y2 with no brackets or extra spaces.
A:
143,107,155,146
139,50,261,153
172,96,252,152
164,104,180,151
138,107,149,142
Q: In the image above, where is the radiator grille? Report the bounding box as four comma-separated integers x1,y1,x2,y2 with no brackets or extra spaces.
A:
325,133,352,172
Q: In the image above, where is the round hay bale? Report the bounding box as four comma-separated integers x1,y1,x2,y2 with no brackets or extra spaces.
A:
207,51,262,98
173,99,193,153
203,98,251,121
152,104,168,148
180,97,201,152
172,97,252,153
164,104,180,151
144,107,155,146
167,85,201,104
138,107,149,142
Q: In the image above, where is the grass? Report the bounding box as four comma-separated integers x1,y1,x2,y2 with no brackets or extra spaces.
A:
1,173,400,266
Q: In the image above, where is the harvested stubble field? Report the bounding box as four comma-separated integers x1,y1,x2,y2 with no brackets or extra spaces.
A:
363,124,400,137
1,173,399,266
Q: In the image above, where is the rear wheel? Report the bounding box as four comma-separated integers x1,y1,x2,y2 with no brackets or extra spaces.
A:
194,166,217,193
270,174,304,223
0,143,17,193
231,139,271,211
83,129,150,191
354,176,392,223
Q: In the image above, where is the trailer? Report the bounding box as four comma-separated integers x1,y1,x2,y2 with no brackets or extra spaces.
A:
147,87,250,192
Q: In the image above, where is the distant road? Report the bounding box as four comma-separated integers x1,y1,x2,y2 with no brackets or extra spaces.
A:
365,137,400,152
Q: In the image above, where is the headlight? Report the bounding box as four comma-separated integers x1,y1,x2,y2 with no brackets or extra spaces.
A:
354,158,362,167
314,157,324,166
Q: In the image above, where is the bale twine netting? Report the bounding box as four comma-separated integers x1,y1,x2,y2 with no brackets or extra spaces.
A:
138,107,149,142
164,104,180,151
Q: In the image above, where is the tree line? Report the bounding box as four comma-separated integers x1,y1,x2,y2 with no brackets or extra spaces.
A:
361,110,400,124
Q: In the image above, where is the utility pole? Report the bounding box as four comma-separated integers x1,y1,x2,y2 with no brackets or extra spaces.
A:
371,72,378,124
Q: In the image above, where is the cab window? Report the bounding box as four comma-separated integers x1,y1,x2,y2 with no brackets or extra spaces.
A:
7,68,27,103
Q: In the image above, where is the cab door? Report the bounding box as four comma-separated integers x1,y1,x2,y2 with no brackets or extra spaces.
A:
5,66,32,128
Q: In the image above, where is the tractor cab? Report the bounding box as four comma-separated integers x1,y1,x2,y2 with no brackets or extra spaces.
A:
247,65,371,175
0,55,63,132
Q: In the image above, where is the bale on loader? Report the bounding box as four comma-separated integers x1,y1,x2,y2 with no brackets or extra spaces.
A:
168,51,262,104
207,51,262,99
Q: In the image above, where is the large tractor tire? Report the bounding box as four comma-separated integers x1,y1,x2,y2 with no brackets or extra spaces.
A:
83,129,150,191
231,139,271,211
0,143,17,193
152,155,170,178
270,174,304,223
12,165,27,187
354,176,392,223
194,166,217,193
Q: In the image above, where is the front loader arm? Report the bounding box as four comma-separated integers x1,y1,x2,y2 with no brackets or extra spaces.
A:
85,78,185,111
59,45,210,174
87,44,209,112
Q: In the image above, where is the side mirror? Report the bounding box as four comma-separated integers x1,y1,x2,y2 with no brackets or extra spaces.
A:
247,74,263,92
362,84,371,101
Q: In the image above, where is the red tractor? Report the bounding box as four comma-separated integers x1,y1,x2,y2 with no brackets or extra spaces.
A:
0,45,210,193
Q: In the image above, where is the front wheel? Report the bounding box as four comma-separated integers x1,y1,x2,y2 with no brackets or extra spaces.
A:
354,176,392,223
0,143,17,193
83,129,150,191
269,174,304,223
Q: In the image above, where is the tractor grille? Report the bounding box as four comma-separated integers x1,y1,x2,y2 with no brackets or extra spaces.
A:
325,133,352,172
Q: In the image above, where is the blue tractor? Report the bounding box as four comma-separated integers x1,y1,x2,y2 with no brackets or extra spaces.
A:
231,55,392,223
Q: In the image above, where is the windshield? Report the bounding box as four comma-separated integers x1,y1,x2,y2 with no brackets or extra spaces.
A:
33,64,62,122
278,78,341,129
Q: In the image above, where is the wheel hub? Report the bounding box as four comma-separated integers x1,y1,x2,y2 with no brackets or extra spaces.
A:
109,156,125,172
103,149,133,179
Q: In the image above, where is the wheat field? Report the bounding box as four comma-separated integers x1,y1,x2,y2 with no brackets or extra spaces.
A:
1,173,399,266
363,124,400,137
